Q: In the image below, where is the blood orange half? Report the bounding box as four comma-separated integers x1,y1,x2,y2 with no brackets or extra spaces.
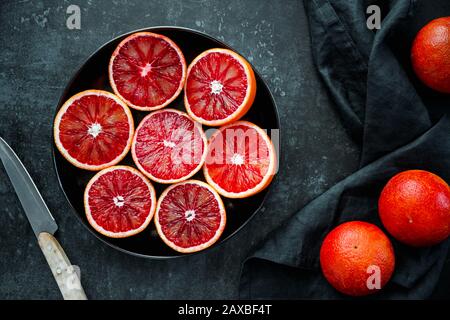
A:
109,32,187,111
184,48,256,126
204,121,276,198
155,180,226,253
84,166,156,238
131,109,207,184
54,90,134,171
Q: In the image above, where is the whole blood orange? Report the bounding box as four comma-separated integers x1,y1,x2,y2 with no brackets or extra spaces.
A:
131,109,207,184
84,166,156,238
411,17,450,93
109,32,187,110
54,90,134,171
378,170,450,247
155,180,226,253
184,48,256,126
203,121,276,198
320,221,395,297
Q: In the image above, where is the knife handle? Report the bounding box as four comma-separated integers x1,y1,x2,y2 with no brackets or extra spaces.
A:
38,232,87,300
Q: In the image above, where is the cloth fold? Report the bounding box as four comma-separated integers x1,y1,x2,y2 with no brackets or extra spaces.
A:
239,0,450,299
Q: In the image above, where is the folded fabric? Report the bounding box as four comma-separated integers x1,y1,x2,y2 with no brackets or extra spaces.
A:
239,0,450,299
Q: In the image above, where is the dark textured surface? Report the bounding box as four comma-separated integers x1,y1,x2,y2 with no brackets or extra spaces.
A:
0,0,446,299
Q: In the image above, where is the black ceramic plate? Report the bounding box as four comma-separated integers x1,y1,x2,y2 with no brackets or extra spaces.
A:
52,27,280,259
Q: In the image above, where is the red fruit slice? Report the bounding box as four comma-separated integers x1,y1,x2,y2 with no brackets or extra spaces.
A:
184,48,256,126
155,180,226,253
204,121,276,198
109,32,187,111
84,166,156,238
54,90,134,171
131,109,207,184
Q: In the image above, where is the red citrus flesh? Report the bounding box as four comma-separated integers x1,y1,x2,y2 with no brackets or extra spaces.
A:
132,109,207,184
411,17,450,93
54,90,134,171
84,166,156,238
184,48,256,126
155,180,226,253
320,221,395,297
109,32,187,110
203,121,276,198
378,170,450,247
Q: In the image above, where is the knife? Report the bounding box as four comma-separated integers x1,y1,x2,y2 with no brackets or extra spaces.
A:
0,137,87,300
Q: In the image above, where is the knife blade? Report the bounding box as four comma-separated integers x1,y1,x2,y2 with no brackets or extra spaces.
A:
0,137,58,237
0,136,87,300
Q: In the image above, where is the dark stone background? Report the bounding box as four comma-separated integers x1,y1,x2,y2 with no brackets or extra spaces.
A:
0,0,447,299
